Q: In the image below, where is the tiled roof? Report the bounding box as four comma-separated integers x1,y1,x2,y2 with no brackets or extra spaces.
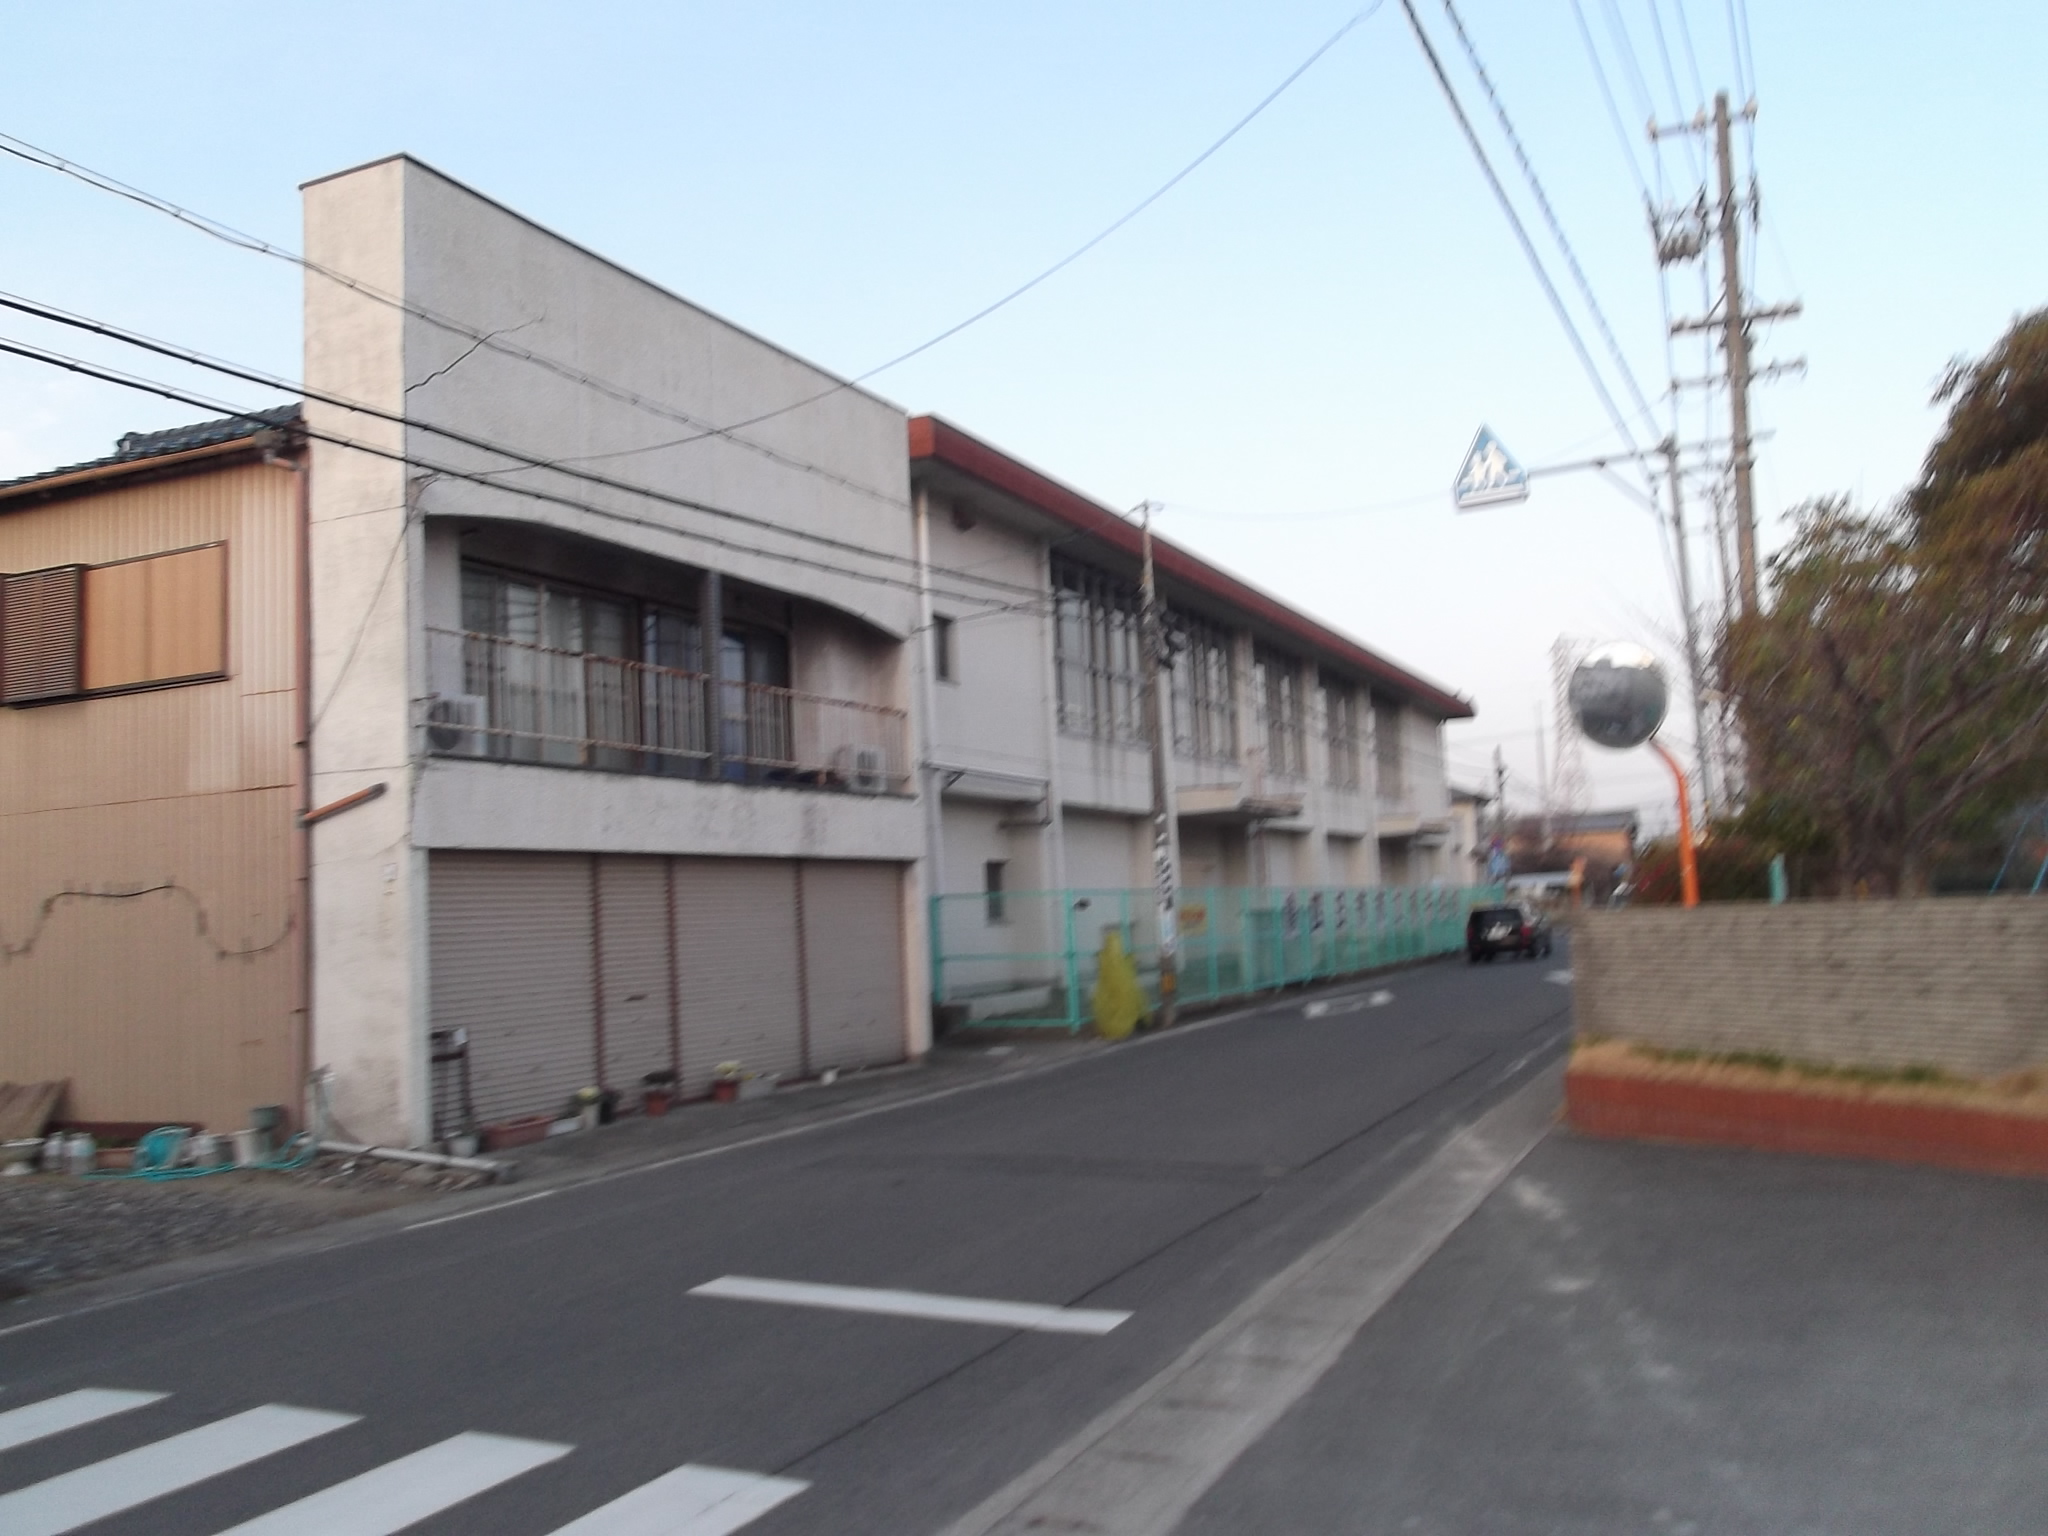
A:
0,404,301,495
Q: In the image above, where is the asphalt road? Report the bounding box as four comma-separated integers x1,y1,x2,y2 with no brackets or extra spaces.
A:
0,950,1571,1536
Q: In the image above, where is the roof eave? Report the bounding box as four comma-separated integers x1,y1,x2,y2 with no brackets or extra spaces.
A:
908,415,1476,721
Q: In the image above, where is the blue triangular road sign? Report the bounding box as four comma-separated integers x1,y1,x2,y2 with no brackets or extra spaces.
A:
1453,425,1529,510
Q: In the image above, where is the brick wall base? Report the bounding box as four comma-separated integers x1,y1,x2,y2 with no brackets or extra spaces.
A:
1566,1067,2048,1180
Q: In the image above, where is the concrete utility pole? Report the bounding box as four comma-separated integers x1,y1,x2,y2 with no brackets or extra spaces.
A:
1713,91,1760,616
1137,503,1179,1029
1663,437,1716,819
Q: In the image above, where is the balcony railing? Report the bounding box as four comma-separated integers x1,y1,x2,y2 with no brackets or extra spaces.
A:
420,628,909,793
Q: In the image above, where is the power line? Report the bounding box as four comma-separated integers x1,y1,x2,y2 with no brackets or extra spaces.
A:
0,134,930,512
1395,0,1652,482
1570,0,1654,205
0,13,1381,480
1667,0,1710,114
0,335,1041,617
1436,0,1661,429
0,289,1045,605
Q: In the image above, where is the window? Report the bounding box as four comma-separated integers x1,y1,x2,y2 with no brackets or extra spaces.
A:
1170,610,1237,761
984,860,1007,924
932,614,956,683
1323,676,1361,789
1373,696,1405,800
2,545,226,707
1254,646,1305,778
1052,557,1145,744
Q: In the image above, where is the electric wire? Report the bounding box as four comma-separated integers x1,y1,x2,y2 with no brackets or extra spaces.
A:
1436,0,1661,432
0,290,1045,604
1395,0,1652,487
1667,0,1710,116
0,335,1041,618
1569,0,1654,205
0,132,912,510
0,11,1379,477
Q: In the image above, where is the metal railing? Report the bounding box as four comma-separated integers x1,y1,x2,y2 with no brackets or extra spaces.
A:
932,883,1506,1031
421,628,910,792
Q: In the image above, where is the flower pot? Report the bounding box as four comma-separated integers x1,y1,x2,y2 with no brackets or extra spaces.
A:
643,1088,673,1117
481,1113,553,1152
711,1079,739,1104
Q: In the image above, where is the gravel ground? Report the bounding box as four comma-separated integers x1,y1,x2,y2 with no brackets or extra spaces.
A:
0,1154,487,1299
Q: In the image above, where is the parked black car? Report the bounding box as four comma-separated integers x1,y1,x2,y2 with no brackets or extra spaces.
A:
1466,903,1553,962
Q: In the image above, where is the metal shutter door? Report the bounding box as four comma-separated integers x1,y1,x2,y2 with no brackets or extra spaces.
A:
670,857,803,1097
597,855,677,1095
800,861,908,1072
430,851,595,1126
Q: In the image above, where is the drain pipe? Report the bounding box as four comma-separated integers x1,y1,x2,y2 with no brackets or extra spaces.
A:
317,1139,511,1181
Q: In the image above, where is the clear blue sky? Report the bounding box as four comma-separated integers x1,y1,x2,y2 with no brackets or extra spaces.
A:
4,2,2041,831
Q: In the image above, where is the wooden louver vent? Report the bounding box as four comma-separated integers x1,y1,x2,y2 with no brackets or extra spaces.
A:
1,565,85,705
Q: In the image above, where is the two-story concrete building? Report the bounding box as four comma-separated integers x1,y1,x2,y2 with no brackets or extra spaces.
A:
303,157,929,1146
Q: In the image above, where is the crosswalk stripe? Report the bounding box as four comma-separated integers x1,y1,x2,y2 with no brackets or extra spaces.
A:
209,1430,571,1535
545,1463,810,1535
690,1275,1129,1335
0,1403,356,1536
0,1389,167,1452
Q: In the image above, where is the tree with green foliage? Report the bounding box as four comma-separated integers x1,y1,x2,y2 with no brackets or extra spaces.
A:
1721,308,2048,894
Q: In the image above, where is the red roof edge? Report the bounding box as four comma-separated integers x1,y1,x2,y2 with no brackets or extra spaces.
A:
907,415,1475,720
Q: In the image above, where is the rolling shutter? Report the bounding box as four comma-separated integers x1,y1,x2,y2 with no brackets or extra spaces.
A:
800,862,908,1073
670,857,803,1096
596,855,677,1094
429,851,596,1126
2,566,84,705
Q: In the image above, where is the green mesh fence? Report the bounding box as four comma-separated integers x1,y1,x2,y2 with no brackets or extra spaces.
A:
932,884,1508,1031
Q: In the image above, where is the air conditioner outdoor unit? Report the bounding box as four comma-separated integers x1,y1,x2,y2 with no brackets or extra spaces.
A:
424,695,487,756
836,744,887,793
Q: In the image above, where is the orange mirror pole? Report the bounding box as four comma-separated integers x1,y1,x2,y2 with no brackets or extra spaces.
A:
1648,738,1701,908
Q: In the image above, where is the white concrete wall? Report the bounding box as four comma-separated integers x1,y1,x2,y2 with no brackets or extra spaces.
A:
304,158,427,1147
304,156,925,1141
1062,810,1143,891
925,499,1055,780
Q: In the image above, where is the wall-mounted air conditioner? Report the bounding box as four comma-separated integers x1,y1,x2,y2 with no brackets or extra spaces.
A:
424,695,488,756
836,745,887,793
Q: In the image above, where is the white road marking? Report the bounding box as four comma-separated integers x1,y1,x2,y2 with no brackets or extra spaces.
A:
0,1388,165,1452
210,1430,570,1535
689,1276,1130,1336
546,1463,810,1535
403,1188,556,1230
0,1403,356,1536
1546,969,1574,985
1304,989,1394,1019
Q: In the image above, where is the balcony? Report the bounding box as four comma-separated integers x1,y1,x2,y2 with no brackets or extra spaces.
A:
420,628,909,794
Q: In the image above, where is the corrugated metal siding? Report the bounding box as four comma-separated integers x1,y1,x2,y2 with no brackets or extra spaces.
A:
799,862,908,1072
429,851,596,1126
671,857,804,1096
0,461,299,1132
596,855,677,1094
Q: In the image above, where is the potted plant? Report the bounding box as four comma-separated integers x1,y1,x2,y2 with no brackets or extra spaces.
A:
711,1062,744,1104
642,1069,677,1117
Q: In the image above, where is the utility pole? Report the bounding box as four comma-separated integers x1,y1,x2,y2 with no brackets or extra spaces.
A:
1713,91,1759,616
1137,503,1179,1029
1663,437,1716,819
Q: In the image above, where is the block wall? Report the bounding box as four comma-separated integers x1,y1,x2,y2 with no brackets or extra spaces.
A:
1575,898,2048,1078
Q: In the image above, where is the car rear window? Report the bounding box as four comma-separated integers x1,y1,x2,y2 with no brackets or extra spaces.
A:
1475,907,1524,923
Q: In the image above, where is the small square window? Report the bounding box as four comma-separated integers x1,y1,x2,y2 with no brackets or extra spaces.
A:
984,860,1006,923
933,614,956,683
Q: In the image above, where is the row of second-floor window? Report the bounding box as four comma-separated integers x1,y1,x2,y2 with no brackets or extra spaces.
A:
1052,557,1146,745
1047,556,1426,796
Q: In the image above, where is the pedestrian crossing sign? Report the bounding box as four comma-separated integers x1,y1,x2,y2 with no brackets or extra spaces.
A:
1453,426,1529,511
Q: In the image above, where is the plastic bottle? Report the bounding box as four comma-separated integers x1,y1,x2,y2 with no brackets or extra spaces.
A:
66,1133,97,1176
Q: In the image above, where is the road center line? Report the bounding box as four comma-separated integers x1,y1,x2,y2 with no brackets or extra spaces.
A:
688,1276,1130,1336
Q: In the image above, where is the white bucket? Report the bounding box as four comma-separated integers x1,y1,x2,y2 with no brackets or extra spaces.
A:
230,1128,263,1167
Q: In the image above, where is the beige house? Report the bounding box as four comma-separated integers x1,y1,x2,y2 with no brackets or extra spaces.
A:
0,408,306,1134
